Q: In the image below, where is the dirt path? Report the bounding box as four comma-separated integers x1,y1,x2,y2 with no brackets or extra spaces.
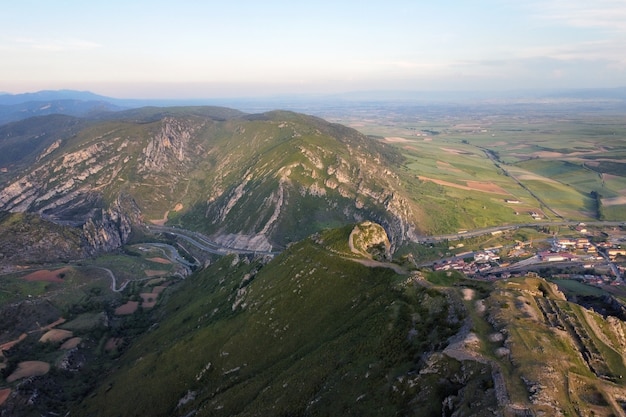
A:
92,267,127,292
149,210,170,226
29,317,66,334
0,333,27,351
441,294,525,413
348,258,407,274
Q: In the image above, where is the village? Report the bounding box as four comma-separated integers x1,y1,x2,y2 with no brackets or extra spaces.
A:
431,224,626,285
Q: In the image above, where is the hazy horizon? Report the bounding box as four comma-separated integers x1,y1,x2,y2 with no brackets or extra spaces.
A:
3,1,626,99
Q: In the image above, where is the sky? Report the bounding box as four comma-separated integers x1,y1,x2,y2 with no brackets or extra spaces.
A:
1,0,626,98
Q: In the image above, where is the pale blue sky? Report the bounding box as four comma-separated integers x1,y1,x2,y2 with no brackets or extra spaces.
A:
1,0,625,98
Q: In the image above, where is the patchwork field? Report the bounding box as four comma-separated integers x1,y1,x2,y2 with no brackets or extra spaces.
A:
346,109,626,225
114,301,139,315
39,329,73,343
417,175,510,195
0,242,185,414
6,361,50,383
23,268,70,283
60,337,82,350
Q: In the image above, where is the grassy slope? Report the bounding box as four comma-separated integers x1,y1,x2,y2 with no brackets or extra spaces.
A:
0,212,86,267
75,234,462,417
484,277,626,416
8,107,622,243
0,114,88,169
176,112,407,243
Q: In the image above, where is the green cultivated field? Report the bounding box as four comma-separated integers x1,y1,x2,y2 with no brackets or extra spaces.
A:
341,108,626,225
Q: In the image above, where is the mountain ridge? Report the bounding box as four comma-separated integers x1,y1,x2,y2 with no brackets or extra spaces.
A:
0,90,112,105
73,230,468,417
0,90,125,125
3,87,626,124
0,106,418,259
1,99,625,416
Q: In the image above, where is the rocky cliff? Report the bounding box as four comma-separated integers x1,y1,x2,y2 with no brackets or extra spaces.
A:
0,107,419,256
81,194,142,255
348,221,392,261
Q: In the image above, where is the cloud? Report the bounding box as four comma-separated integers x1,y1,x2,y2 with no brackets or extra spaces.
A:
12,37,102,52
518,38,626,63
533,0,626,32
507,1,626,71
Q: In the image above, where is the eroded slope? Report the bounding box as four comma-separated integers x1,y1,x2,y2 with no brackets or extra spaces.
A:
0,108,417,256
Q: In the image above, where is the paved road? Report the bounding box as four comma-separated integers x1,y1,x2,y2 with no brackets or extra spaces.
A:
146,225,280,257
593,243,623,282
148,221,624,269
480,147,564,220
145,242,198,268
414,221,625,244
92,266,128,292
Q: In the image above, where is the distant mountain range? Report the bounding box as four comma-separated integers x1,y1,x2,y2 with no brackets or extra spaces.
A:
2,87,626,125
0,90,124,125
0,90,113,105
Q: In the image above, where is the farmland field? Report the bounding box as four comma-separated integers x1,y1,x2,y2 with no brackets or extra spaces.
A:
6,361,50,383
323,103,626,225
550,279,606,298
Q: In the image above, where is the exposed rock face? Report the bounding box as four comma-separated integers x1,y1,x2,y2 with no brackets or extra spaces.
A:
0,108,419,257
348,221,392,261
81,195,141,255
0,134,124,221
201,126,416,250
212,233,273,253
141,118,194,172
0,117,191,255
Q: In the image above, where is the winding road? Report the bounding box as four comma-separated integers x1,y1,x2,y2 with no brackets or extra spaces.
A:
92,266,129,293
92,243,196,292
146,225,280,257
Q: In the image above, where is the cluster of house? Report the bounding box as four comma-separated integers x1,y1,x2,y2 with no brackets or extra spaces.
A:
507,239,533,258
431,226,626,281
538,236,626,262
433,249,501,275
537,235,626,281
536,237,598,262
608,248,626,260
552,236,594,251
595,241,626,261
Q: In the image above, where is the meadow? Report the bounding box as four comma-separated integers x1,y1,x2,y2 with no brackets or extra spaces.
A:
329,104,626,227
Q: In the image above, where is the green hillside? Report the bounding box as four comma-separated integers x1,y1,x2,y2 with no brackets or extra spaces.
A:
2,104,626,417
0,211,86,267
0,108,417,253
0,115,88,170
74,230,467,417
